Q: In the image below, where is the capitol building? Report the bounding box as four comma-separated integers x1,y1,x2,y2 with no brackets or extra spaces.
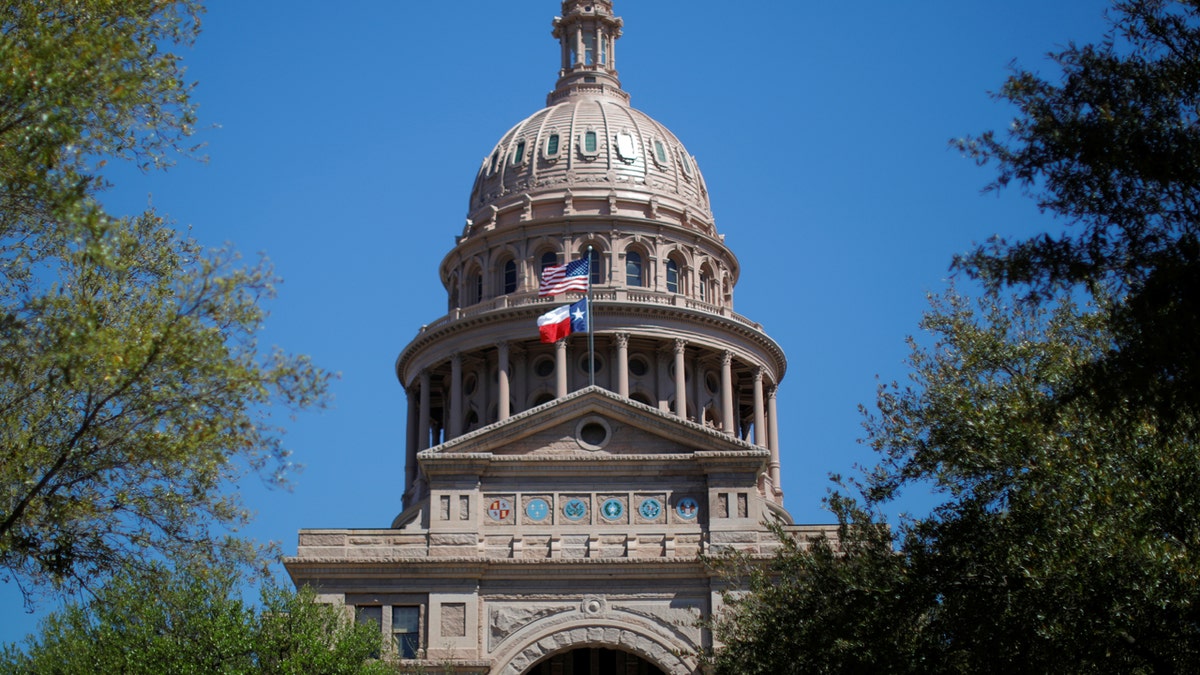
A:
285,2,833,673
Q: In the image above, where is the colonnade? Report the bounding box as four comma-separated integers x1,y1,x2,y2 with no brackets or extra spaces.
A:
403,334,783,504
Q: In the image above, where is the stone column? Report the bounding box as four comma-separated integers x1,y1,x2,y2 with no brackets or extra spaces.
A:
405,387,418,490
512,345,527,413
615,333,629,398
449,353,463,439
497,341,511,421
418,369,431,451
753,367,766,447
721,351,734,435
555,339,568,398
673,339,687,419
767,384,782,489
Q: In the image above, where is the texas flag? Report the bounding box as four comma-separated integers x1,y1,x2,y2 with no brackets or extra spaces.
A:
537,298,588,343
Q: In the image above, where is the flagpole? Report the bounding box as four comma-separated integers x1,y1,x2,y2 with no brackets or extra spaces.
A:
587,245,595,387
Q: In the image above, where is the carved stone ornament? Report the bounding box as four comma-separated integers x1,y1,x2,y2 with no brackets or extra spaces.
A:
580,595,608,616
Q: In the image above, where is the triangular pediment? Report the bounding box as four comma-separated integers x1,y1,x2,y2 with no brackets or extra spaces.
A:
418,386,767,460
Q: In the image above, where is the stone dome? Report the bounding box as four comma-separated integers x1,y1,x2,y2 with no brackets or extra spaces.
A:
463,0,714,239
467,96,713,226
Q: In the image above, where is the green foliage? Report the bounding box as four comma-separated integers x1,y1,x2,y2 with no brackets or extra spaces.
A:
0,0,202,229
0,562,394,674
711,292,1200,673
953,0,1200,425
0,0,330,594
712,2,1200,671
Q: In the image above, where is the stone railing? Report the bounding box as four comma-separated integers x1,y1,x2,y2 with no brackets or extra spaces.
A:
419,290,764,334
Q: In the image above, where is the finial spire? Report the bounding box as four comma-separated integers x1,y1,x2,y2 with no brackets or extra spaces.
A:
549,0,626,105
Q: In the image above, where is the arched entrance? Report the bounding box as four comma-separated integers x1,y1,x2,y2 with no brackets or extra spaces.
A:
525,647,666,675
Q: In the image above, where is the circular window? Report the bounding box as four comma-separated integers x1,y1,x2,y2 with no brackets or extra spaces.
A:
705,372,719,395
601,498,624,521
639,498,663,520
563,498,587,521
578,352,605,374
525,498,550,522
628,356,649,377
575,416,612,451
676,497,699,520
581,423,606,445
534,357,554,378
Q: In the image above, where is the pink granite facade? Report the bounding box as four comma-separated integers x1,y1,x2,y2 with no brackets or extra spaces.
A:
285,3,833,673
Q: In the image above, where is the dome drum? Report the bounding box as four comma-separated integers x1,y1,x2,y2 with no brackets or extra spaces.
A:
443,216,737,314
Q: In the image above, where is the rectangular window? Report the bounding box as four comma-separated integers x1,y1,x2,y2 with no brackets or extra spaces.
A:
356,606,383,659
512,140,525,165
393,606,420,659
583,32,596,65
584,131,597,154
547,133,560,156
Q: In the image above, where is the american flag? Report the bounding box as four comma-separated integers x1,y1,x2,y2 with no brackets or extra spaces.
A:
539,257,590,296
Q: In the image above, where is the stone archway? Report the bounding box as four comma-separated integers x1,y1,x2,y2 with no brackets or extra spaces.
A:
523,646,666,674
495,625,694,675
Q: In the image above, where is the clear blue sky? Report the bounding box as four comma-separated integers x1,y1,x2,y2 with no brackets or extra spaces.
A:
2,0,1114,645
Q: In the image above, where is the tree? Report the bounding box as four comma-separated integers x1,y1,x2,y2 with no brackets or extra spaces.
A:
0,561,394,674
953,0,1200,426
711,2,1200,671
711,291,1200,673
0,1,329,594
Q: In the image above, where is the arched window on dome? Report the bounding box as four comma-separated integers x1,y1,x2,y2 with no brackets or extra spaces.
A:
540,251,558,274
500,258,517,295
665,258,680,294
580,246,604,285
625,250,644,287
698,271,708,303
465,266,483,306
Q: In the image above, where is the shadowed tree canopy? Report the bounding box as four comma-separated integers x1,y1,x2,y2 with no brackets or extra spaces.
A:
0,0,329,595
710,291,1200,673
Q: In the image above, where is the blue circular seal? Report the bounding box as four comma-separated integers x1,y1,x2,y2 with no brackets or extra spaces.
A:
638,498,662,520
601,498,624,521
562,498,587,521
675,497,699,520
525,498,549,522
